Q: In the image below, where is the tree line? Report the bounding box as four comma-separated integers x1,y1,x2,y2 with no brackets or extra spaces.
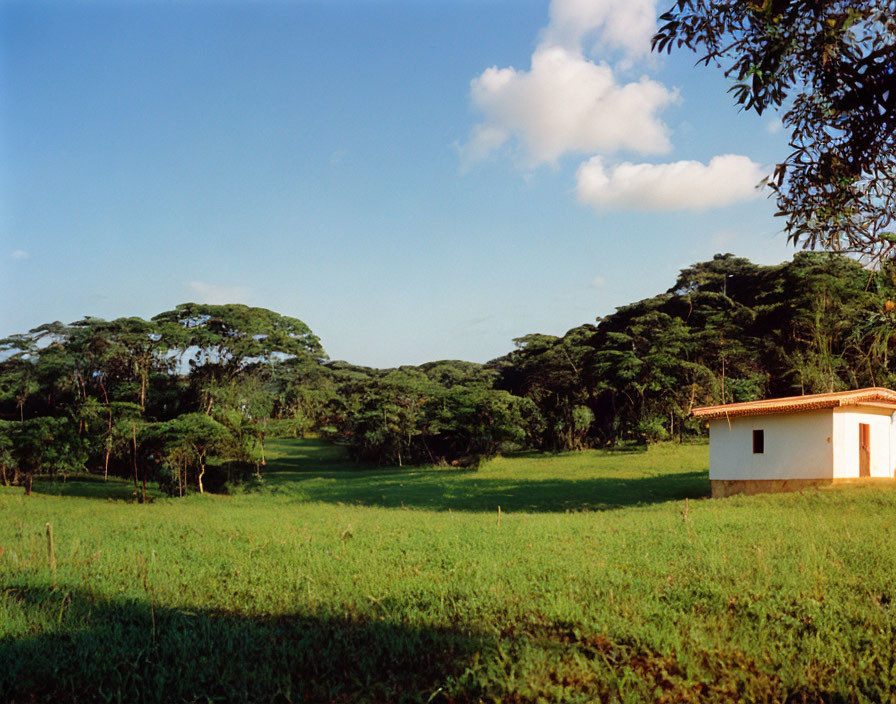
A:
3,251,896,495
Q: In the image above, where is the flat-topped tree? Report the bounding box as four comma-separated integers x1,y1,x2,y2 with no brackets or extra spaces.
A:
152,304,325,378
1,316,171,417
668,253,770,301
68,316,170,411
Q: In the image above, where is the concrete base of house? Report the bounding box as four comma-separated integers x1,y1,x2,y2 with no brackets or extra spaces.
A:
710,477,895,498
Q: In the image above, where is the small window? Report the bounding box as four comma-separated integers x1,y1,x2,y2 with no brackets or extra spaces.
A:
753,429,764,454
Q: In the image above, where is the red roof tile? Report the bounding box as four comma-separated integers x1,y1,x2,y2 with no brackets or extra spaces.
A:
692,387,896,420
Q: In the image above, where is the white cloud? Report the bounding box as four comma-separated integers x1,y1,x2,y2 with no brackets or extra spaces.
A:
543,0,658,59
463,0,670,167
590,275,607,289
10,249,29,260
466,45,676,165
576,154,766,211
187,281,252,305
462,0,768,214
459,124,510,170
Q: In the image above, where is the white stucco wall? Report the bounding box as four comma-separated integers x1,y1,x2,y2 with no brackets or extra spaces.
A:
891,418,896,477
832,406,895,478
708,410,834,480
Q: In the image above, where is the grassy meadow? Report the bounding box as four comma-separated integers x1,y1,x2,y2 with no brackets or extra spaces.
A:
2,440,896,703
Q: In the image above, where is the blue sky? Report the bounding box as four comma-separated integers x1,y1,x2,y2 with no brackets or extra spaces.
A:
2,0,796,367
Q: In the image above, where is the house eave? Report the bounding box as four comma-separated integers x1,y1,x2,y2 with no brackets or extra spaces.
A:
692,387,896,420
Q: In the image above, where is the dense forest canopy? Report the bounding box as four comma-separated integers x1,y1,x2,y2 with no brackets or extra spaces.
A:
3,252,896,495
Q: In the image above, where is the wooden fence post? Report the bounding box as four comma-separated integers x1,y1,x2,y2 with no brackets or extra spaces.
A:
45,522,56,575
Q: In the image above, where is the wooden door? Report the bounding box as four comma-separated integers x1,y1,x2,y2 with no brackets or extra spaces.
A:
859,423,871,478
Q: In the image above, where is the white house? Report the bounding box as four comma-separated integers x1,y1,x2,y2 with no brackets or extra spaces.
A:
692,387,896,497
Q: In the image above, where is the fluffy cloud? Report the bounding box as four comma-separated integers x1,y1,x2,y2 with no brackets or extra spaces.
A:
10,249,29,260
575,154,766,211
543,0,658,58
462,0,671,166
188,281,251,305
463,0,766,213
467,46,676,165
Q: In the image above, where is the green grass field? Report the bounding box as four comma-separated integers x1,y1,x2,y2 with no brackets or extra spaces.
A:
2,440,896,703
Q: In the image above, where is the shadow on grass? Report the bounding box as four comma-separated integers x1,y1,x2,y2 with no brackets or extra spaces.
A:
285,472,710,512
0,582,836,704
27,474,162,502
261,439,710,512
0,584,483,704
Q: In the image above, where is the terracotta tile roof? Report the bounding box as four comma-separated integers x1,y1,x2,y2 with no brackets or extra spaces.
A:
692,387,896,420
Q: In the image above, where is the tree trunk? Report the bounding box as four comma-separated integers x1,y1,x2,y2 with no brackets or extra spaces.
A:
421,434,436,464
24,471,33,497
195,447,208,494
100,377,112,481
1,463,8,486
132,422,139,490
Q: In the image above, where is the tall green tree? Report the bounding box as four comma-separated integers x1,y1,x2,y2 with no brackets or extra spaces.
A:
0,357,39,421
10,417,84,496
491,329,595,451
156,413,232,495
0,422,13,486
210,373,276,473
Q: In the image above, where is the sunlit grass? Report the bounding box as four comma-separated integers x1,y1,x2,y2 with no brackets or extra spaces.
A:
2,440,896,702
